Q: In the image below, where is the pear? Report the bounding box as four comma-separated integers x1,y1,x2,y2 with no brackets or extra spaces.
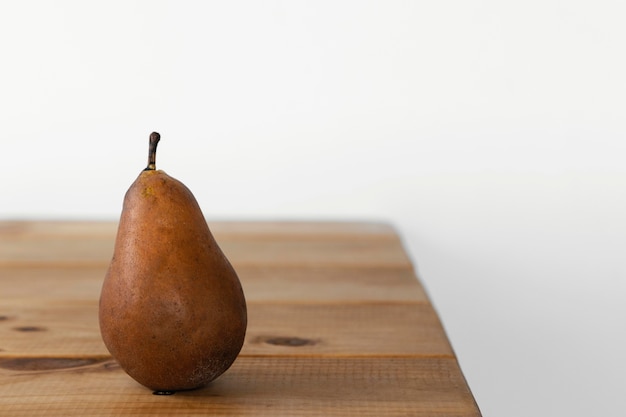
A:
99,132,247,392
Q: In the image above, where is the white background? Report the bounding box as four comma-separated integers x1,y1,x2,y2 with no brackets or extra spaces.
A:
1,1,625,415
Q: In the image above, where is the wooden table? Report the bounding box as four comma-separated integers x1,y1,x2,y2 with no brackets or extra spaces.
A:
0,221,481,416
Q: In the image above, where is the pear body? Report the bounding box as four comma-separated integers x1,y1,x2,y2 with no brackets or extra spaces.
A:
99,169,247,391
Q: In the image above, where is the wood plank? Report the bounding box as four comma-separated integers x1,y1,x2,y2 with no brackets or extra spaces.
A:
0,220,399,240
0,356,480,417
0,302,453,358
0,234,412,268
0,265,428,303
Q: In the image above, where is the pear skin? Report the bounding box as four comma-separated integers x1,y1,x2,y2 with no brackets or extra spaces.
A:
99,132,247,392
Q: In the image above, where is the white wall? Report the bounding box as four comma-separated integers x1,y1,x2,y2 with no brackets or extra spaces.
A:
2,2,625,415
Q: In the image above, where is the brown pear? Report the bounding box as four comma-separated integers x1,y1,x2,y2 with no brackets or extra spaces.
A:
99,132,247,392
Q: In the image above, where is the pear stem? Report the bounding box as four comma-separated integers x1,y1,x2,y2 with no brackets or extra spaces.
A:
145,132,160,171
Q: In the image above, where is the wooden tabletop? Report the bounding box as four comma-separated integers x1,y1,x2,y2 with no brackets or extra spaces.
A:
0,221,481,416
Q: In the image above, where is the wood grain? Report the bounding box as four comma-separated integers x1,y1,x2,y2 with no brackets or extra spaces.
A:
0,221,481,416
